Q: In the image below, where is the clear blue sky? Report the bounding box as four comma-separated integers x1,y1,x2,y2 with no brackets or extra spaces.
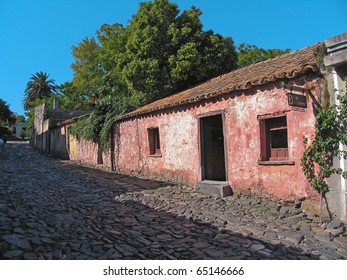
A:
0,0,346,117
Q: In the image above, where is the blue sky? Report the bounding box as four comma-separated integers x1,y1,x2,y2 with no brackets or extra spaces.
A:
0,0,346,116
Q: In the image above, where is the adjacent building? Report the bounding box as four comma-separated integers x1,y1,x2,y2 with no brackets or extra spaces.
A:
32,103,89,158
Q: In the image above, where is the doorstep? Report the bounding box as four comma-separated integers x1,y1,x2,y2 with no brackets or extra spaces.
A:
195,180,233,198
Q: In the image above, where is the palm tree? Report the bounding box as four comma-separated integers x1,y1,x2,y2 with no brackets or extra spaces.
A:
23,71,56,110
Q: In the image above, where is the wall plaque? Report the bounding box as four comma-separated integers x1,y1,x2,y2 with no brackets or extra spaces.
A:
287,92,307,108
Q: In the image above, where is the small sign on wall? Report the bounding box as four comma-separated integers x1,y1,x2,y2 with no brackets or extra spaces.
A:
287,92,307,109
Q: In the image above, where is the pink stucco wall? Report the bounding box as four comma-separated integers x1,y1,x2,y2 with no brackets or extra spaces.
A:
69,134,112,168
75,138,99,165
113,76,322,200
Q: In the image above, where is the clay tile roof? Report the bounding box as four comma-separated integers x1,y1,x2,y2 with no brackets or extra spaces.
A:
117,43,321,121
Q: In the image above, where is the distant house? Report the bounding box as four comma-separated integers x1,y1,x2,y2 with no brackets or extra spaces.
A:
31,103,89,159
13,122,31,139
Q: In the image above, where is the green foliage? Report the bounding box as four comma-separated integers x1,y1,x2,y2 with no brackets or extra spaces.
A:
55,82,90,111
23,72,56,111
0,98,16,138
70,96,134,151
25,95,56,128
71,37,102,96
15,114,26,124
19,130,26,140
69,0,237,109
237,43,291,68
301,88,347,195
0,98,16,126
66,0,238,149
69,115,94,141
123,0,237,104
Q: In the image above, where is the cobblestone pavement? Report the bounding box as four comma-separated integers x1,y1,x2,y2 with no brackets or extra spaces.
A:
1,142,347,260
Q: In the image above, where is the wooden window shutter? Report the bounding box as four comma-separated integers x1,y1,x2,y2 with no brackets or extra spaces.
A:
259,119,267,161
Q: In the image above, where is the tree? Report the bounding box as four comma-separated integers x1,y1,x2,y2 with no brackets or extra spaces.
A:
69,0,238,107
96,23,129,100
237,43,291,68
0,98,15,138
71,37,102,96
301,88,347,221
55,81,90,111
24,95,55,128
68,0,238,150
122,0,237,105
15,114,26,124
0,98,15,125
169,7,237,92
23,72,56,110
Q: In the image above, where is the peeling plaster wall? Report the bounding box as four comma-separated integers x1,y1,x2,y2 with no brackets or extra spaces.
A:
49,126,69,159
114,109,199,184
68,132,111,167
74,138,99,165
226,82,317,198
114,76,322,200
69,134,79,160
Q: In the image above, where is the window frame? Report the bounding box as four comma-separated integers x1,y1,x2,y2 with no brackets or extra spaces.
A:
148,127,161,157
258,114,294,165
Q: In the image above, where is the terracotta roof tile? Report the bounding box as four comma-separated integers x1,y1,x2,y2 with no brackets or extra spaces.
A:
117,43,321,120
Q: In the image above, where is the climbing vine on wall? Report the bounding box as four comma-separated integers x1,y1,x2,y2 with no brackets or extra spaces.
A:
69,95,133,151
301,82,347,220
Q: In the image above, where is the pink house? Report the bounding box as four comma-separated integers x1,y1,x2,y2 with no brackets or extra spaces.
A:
113,43,323,201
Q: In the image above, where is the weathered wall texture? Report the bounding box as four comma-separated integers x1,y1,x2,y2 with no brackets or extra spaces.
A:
68,132,111,167
69,133,80,160
32,104,46,151
73,137,99,165
324,32,347,222
114,107,199,184
32,106,88,156
49,126,69,159
113,76,321,200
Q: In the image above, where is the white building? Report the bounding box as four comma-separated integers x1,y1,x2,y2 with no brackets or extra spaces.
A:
13,122,31,139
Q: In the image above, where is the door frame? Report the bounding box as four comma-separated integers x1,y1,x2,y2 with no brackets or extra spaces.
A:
197,110,228,182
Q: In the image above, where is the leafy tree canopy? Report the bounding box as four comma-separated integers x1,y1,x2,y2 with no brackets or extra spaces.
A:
0,98,16,126
123,0,237,104
69,0,237,108
0,98,16,138
237,43,291,68
55,81,90,111
14,114,26,124
67,0,238,149
71,38,102,96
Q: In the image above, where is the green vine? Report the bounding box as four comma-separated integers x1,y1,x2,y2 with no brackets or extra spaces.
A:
314,43,327,70
301,82,347,221
69,95,133,152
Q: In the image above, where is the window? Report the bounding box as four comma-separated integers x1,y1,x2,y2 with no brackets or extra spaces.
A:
259,115,290,162
148,127,161,156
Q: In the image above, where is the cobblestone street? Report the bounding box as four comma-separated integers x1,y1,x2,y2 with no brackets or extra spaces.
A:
0,142,346,260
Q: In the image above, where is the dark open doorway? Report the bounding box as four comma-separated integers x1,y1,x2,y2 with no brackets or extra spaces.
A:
200,114,226,181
